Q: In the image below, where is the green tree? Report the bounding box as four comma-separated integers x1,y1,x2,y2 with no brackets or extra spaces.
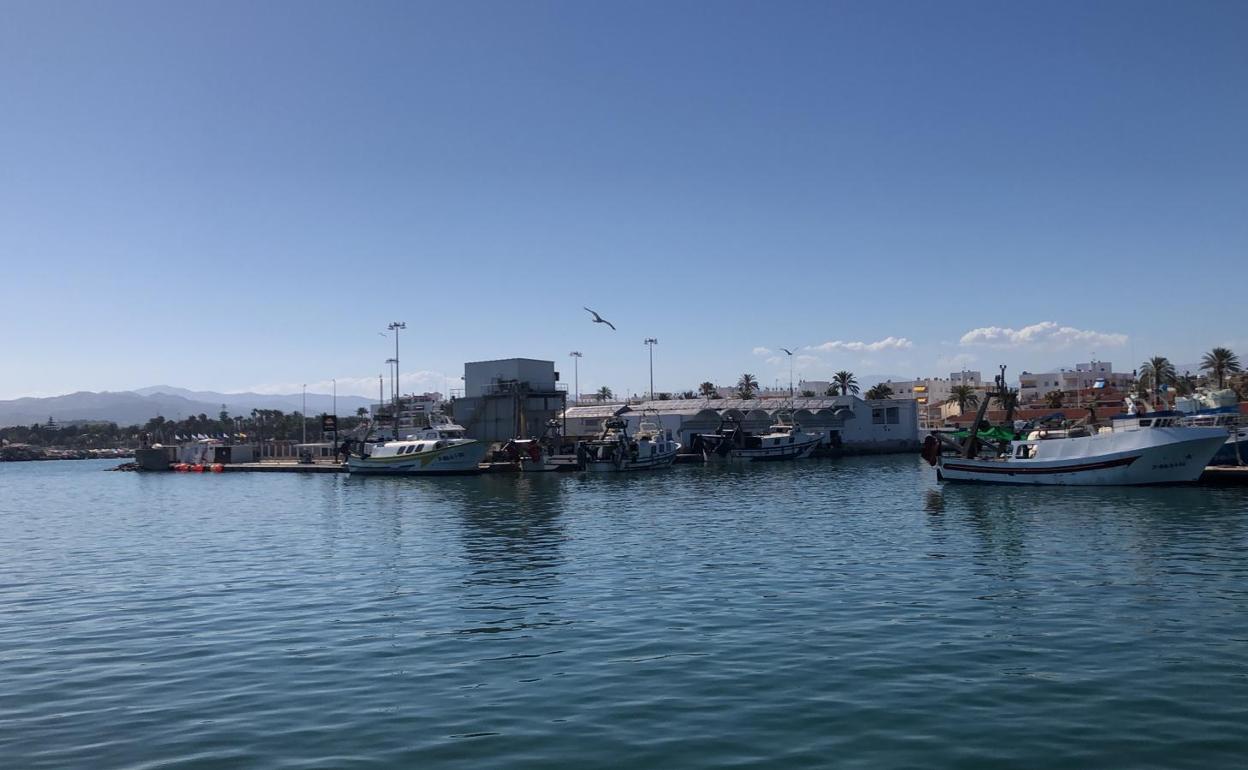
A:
1200,347,1242,389
833,370,860,396
356,407,369,417
1044,390,1064,408
800,389,816,397
865,383,893,400
824,384,840,397
736,373,759,399
1174,372,1197,397
945,384,979,414
698,381,717,398
1139,356,1177,402
596,386,614,403
994,387,1020,414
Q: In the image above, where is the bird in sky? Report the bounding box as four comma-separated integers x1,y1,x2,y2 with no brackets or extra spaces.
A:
584,307,617,330
780,347,793,355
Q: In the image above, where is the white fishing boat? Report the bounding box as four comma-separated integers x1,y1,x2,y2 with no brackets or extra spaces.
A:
924,412,1227,486
1175,389,1247,466
577,416,680,472
692,413,821,461
346,413,488,475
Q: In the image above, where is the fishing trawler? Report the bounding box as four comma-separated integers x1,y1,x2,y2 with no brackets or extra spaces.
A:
577,416,680,472
346,413,488,475
691,413,821,461
923,369,1227,485
1175,389,1247,466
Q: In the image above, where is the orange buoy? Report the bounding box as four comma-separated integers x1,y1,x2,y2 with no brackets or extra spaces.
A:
192,464,204,473
210,464,225,473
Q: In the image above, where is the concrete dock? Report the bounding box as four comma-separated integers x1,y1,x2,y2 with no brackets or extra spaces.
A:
134,460,1248,484
221,462,346,473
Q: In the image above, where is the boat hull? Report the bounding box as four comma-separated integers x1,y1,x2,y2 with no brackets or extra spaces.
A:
726,438,819,462
938,427,1227,486
347,440,488,475
1210,429,1248,466
584,449,679,472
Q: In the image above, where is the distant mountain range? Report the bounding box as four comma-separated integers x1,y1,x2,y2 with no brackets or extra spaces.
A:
0,386,376,428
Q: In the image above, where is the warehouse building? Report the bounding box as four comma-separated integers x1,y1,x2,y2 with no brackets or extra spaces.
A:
561,396,919,454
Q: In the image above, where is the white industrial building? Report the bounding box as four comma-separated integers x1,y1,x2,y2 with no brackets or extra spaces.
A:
452,358,568,442
561,396,919,454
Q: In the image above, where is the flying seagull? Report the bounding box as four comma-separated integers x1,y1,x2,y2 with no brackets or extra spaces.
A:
780,347,794,355
584,307,616,330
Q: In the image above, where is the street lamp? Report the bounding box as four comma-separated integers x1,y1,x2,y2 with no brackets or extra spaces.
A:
385,358,398,425
569,351,582,404
387,321,406,412
643,338,658,400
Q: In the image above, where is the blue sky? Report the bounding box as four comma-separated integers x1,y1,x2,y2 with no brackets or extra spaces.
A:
2,1,1245,399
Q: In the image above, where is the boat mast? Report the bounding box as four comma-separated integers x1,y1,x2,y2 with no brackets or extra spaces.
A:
961,365,1008,458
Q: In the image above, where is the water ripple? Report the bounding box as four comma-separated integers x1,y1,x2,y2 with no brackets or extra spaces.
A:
1,458,1247,768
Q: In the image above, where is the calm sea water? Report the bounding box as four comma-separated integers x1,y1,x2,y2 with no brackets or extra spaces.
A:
3,457,1248,768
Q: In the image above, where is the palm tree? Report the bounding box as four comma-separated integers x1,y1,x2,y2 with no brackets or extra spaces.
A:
736,373,759,399
596,386,614,403
1174,372,1197,397
865,383,893,400
800,389,816,397
945,384,979,414
1200,347,1242,389
698,381,717,398
824,384,840,397
356,407,368,417
833,370,860,396
1044,390,1064,408
994,387,1020,415
1139,356,1177,402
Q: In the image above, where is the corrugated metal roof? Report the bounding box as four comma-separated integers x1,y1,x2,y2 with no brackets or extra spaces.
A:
562,404,629,419
629,397,857,413
627,402,721,416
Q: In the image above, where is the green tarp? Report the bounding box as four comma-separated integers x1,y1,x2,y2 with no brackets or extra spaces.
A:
952,426,1018,442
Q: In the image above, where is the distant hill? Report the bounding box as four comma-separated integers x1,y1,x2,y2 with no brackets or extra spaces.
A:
132,386,374,416
0,387,375,428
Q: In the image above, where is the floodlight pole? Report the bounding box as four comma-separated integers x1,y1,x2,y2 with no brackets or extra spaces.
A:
644,338,658,400
569,351,582,403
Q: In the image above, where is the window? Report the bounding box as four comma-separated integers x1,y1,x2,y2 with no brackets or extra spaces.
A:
1016,444,1036,459
872,408,885,425
886,407,900,425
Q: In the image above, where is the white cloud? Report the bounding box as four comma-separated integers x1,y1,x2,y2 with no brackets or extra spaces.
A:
752,347,772,356
808,336,913,353
959,321,1127,350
